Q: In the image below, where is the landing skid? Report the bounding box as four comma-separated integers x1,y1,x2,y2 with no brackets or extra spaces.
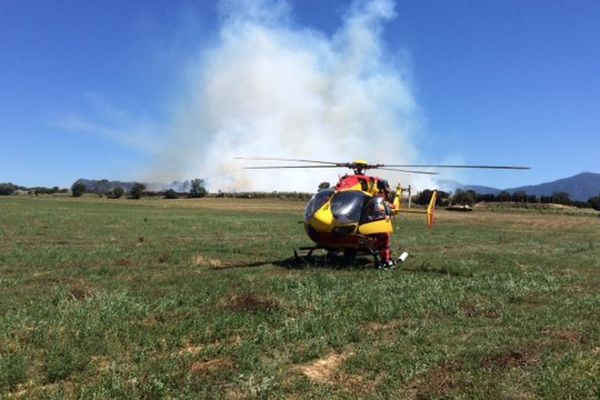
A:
293,246,380,267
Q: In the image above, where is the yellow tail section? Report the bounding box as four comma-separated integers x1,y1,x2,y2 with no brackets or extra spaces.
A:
393,189,437,228
393,185,402,210
426,190,437,227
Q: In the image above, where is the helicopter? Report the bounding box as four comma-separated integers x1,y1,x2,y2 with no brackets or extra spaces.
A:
237,157,529,268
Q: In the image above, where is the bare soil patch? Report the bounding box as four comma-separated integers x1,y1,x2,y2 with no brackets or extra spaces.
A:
460,303,501,319
480,350,536,370
410,361,468,398
68,282,93,301
115,258,133,267
543,329,587,345
190,358,236,376
223,293,279,313
90,356,111,372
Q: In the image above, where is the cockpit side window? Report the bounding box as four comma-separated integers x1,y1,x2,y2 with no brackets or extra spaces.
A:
361,196,389,223
304,189,335,221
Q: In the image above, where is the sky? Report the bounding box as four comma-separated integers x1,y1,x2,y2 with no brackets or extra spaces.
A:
1,0,599,190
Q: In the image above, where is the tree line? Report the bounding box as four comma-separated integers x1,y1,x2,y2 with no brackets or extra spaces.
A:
412,188,600,211
0,179,208,199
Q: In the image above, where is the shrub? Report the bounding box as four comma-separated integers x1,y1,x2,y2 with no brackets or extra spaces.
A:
588,196,600,211
452,189,476,206
129,183,146,199
107,187,124,199
163,189,178,199
71,182,86,197
0,183,16,196
190,179,207,198
552,191,571,205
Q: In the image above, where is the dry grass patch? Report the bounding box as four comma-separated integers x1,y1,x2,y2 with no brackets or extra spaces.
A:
190,358,236,376
192,255,223,268
460,303,501,319
115,258,134,267
174,345,203,357
480,349,537,370
90,356,111,372
222,293,280,313
68,282,93,301
298,351,353,384
409,361,468,398
543,329,587,345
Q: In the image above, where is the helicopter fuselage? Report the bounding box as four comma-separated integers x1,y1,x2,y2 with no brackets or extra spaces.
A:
303,174,394,251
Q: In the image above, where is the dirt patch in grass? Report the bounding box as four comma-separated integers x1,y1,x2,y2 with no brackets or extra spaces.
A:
480,350,536,370
299,351,353,384
334,373,377,395
543,329,587,345
460,303,501,319
157,253,171,263
174,345,203,357
361,320,406,342
410,361,467,398
68,283,93,301
223,293,280,313
190,358,235,376
90,356,111,372
115,258,133,267
192,255,223,268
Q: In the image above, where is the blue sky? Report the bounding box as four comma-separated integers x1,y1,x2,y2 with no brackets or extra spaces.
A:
1,0,598,189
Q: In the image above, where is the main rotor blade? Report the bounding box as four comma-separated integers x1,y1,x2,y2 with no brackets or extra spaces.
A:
236,157,340,165
383,164,530,170
377,167,439,175
243,165,342,169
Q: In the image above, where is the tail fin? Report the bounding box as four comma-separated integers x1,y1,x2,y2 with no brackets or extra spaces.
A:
393,185,402,210
427,190,438,227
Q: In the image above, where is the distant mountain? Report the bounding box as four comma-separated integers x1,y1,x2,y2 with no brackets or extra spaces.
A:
436,172,600,202
461,185,502,196
506,172,600,202
436,180,501,196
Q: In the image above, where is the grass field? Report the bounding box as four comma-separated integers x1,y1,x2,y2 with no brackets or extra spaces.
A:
0,196,599,399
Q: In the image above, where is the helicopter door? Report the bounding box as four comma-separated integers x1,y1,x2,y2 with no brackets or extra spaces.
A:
360,196,390,223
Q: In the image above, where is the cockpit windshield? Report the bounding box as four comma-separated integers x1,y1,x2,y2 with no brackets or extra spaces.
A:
330,191,367,224
304,189,335,221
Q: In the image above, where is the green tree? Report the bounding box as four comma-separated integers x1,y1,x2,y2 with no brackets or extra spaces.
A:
452,189,476,206
190,179,208,198
551,191,571,205
107,187,124,199
0,183,16,196
497,191,511,202
129,183,146,199
512,190,528,203
587,195,600,211
163,189,178,199
71,182,86,197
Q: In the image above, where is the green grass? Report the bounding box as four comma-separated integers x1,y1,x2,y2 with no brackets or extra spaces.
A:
0,196,598,399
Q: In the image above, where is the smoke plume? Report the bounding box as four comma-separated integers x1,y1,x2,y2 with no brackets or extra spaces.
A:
155,0,426,192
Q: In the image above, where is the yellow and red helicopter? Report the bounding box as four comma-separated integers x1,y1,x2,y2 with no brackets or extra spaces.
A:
238,157,529,268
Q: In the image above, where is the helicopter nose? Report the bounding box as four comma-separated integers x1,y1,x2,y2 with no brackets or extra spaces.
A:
309,204,335,233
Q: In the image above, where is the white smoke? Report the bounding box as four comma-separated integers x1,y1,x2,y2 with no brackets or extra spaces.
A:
154,0,429,192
